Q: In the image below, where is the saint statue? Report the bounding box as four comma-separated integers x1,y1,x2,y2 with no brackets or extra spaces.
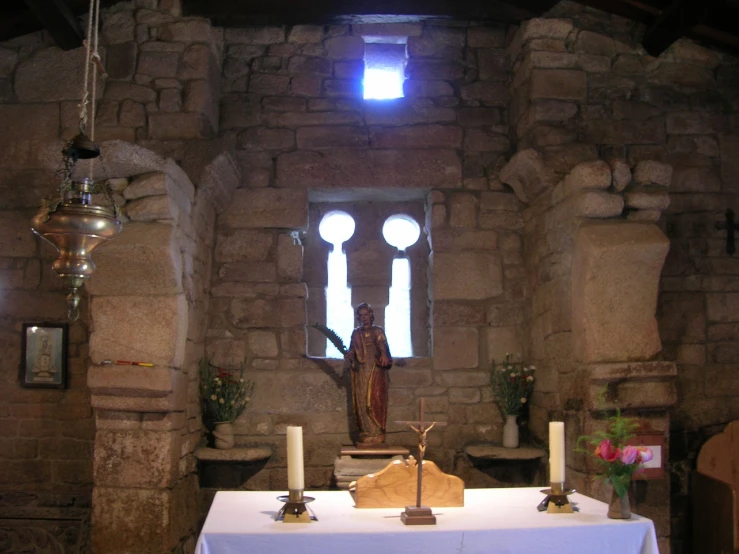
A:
344,303,393,447
32,334,56,382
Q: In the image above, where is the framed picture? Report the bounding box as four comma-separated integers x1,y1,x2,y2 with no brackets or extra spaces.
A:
20,323,68,389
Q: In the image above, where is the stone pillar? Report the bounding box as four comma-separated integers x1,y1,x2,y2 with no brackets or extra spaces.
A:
83,143,239,553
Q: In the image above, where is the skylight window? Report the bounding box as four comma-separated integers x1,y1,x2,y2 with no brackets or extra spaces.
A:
363,42,406,100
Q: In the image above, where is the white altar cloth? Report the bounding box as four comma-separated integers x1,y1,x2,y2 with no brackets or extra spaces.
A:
195,488,659,554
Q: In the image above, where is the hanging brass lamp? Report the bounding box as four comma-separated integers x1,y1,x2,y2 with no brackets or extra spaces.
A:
30,0,121,321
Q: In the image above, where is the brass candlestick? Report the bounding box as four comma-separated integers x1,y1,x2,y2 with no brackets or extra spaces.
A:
276,489,316,523
538,482,576,513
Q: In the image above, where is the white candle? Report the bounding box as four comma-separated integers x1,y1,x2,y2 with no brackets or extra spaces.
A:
287,426,305,490
549,421,566,483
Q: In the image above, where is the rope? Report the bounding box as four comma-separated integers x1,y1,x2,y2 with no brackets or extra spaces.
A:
78,0,95,132
89,0,101,179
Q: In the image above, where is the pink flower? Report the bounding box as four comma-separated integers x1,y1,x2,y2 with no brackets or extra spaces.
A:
594,440,621,462
620,445,639,465
636,446,653,463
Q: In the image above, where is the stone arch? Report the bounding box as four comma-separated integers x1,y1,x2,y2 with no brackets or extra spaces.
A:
80,141,240,554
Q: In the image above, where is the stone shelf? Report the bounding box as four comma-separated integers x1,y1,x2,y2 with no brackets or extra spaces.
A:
464,443,546,461
195,446,272,462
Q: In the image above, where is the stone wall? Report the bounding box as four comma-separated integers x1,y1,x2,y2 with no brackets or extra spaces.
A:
205,18,527,490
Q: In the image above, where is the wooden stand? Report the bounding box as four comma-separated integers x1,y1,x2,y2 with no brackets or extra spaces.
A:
401,505,436,525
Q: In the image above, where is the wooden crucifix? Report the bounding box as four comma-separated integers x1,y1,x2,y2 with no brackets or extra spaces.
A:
395,398,446,525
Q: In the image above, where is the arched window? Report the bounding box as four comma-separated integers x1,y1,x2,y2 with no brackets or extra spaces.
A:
318,211,355,358
382,215,420,357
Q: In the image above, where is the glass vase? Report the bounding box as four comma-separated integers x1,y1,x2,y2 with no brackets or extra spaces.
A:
502,414,519,448
607,489,631,519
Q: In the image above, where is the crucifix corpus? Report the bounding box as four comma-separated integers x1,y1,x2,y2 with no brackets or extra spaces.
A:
395,398,447,525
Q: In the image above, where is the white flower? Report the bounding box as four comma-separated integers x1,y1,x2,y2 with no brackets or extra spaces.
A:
210,394,217,401
239,378,244,383
219,398,225,404
230,400,235,406
520,397,527,403
498,367,506,372
526,376,534,382
214,377,221,384
510,372,516,378
529,365,536,371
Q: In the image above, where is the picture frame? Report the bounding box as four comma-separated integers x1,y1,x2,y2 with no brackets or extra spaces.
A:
20,323,68,389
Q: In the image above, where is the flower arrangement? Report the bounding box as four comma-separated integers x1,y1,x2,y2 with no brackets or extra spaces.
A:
199,357,254,423
576,409,653,498
490,354,536,417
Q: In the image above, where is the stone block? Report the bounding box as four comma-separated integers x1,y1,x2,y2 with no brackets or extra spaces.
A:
720,134,739,190
499,148,552,203
148,112,211,139
369,124,461,149
463,129,510,153
288,55,332,76
276,149,462,189
248,73,290,94
15,47,104,102
107,42,137,80
89,295,188,368
634,160,672,188
215,229,272,262
625,190,670,211
364,99,455,126
0,211,37,257
483,326,521,365
324,36,365,60
248,330,279,357
433,251,503,300
467,26,506,48
460,81,508,106
297,125,368,149
558,160,612,199
585,119,666,146
94,429,180,488
138,50,179,78
530,69,586,101
433,327,479,370
572,223,669,363
239,126,294,151
666,111,728,135
178,44,218,81
587,380,676,410
104,81,157,103
225,27,285,44
86,223,182,296
287,25,323,43
185,80,218,132
671,166,721,192
0,104,59,142
247,370,347,412
125,195,179,221
571,191,624,218
431,230,498,252
610,159,631,191
277,110,363,127
519,19,573,41
403,79,454,98
92,476,198,554
277,233,303,280
220,189,307,229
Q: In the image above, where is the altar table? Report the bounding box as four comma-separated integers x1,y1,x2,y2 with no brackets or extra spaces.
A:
195,488,659,554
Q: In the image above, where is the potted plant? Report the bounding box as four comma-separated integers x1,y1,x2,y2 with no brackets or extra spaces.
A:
199,357,254,450
490,354,535,448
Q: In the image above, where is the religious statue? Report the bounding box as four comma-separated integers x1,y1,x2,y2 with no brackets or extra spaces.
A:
344,303,393,447
32,334,56,382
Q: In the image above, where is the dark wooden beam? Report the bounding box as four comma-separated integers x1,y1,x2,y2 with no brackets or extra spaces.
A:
22,0,84,50
641,0,727,56
183,0,560,26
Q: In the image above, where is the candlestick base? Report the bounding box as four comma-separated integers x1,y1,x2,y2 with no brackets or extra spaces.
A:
538,482,576,513
401,505,437,525
276,489,317,523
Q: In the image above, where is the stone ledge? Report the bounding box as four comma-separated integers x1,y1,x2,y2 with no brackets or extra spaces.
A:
194,446,272,462
588,361,677,382
464,443,547,461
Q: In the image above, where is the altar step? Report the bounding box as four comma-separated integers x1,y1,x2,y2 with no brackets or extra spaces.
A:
333,446,410,490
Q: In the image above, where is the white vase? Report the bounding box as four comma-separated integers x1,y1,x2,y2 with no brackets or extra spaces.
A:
213,421,235,450
502,414,519,448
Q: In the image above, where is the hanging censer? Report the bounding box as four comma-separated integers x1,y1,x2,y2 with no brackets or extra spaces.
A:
30,0,121,321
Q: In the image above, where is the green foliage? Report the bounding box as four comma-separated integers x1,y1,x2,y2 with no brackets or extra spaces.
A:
199,357,254,423
576,391,648,497
490,354,536,417
311,323,348,355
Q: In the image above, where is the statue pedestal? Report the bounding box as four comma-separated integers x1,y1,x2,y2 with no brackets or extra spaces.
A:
333,446,409,490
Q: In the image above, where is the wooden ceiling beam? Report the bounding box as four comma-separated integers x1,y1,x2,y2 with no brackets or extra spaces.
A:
182,0,560,26
22,0,84,50
641,0,727,56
